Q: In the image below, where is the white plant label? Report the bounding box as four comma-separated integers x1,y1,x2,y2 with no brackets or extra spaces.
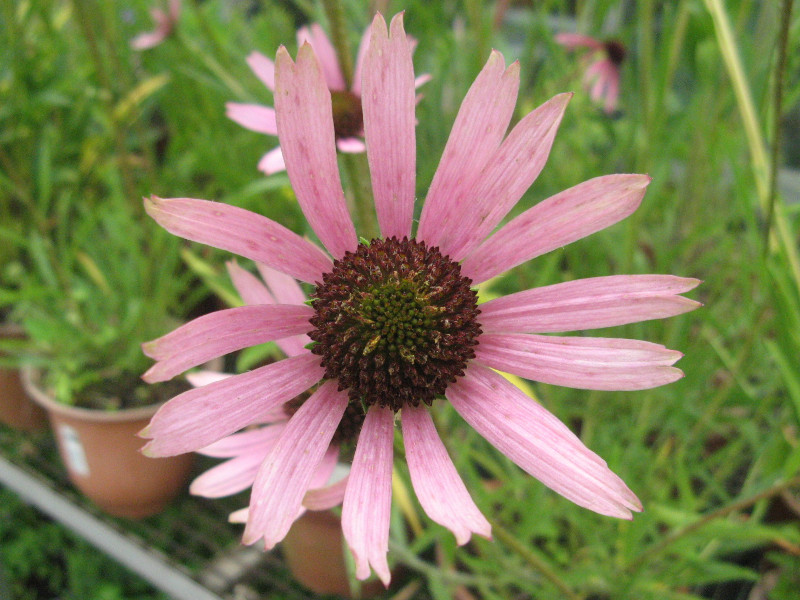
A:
58,424,90,476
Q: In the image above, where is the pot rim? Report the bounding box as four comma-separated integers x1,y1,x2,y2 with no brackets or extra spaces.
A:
21,366,163,423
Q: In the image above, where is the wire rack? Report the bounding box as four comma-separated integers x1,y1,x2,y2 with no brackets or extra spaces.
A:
0,423,339,600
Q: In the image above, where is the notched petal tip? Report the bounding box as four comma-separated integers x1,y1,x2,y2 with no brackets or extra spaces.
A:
137,425,151,439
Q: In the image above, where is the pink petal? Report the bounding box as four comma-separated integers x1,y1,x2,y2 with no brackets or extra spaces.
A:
309,445,340,490
447,365,642,518
246,51,275,90
255,263,307,306
417,51,520,250
297,24,347,91
555,33,604,51
140,353,324,456
142,304,313,382
336,137,367,153
362,13,417,240
131,30,167,50
243,381,348,547
225,103,277,135
274,45,357,259
229,507,248,523
439,93,572,261
226,261,274,305
257,146,286,175
144,196,331,284
402,405,491,545
303,474,349,510
474,333,684,391
186,370,231,387
479,275,702,333
461,174,650,283
603,68,620,114
414,73,432,89
589,63,611,102
342,405,394,586
197,424,286,458
190,449,269,498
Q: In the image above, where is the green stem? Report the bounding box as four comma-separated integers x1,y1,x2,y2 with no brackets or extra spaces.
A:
763,0,794,251
342,153,379,239
321,0,355,89
489,519,583,600
628,474,800,571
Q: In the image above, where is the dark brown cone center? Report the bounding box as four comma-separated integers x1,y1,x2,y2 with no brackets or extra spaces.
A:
330,90,363,140
308,237,481,413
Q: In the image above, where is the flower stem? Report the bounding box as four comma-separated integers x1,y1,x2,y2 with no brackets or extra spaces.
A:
763,0,794,251
489,519,583,600
341,152,379,240
321,0,355,89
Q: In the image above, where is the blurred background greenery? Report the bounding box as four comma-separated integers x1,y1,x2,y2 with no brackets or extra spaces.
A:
1,0,799,598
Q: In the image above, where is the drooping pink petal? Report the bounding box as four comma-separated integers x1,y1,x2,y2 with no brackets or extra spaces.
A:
414,73,432,89
304,474,349,510
197,424,287,458
474,333,684,391
309,444,340,490
243,381,348,547
461,174,650,283
246,51,276,90
226,261,274,305
229,507,248,523
589,63,612,103
342,405,394,586
297,24,347,91
255,263,307,306
439,93,572,261
225,103,278,135
603,67,620,114
447,365,642,518
336,137,367,153
555,33,605,51
402,405,491,545
185,370,231,387
479,275,702,333
144,196,331,284
274,45,357,259
131,30,168,50
583,59,607,88
142,304,313,382
190,448,270,498
257,146,286,174
362,13,416,240
140,353,324,456
417,51,520,249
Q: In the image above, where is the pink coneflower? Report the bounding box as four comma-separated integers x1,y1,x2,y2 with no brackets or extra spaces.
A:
227,23,430,175
556,33,625,114
131,0,181,50
141,13,699,586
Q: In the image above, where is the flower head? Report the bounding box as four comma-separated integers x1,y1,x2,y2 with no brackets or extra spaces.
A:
141,13,699,586
556,33,625,114
131,0,181,50
227,23,430,175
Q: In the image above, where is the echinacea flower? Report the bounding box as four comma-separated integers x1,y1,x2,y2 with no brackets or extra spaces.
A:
556,33,625,114
141,13,699,586
226,22,430,175
131,0,181,50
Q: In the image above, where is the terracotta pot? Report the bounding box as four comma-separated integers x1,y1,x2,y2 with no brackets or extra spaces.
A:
0,324,45,431
22,368,194,519
282,509,385,598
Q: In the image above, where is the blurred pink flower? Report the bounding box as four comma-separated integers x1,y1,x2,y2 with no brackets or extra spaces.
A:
227,23,430,175
131,0,181,50
141,13,699,586
556,33,626,114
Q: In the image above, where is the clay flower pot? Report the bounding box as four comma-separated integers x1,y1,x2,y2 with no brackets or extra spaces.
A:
281,509,386,598
22,368,194,519
0,324,45,431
